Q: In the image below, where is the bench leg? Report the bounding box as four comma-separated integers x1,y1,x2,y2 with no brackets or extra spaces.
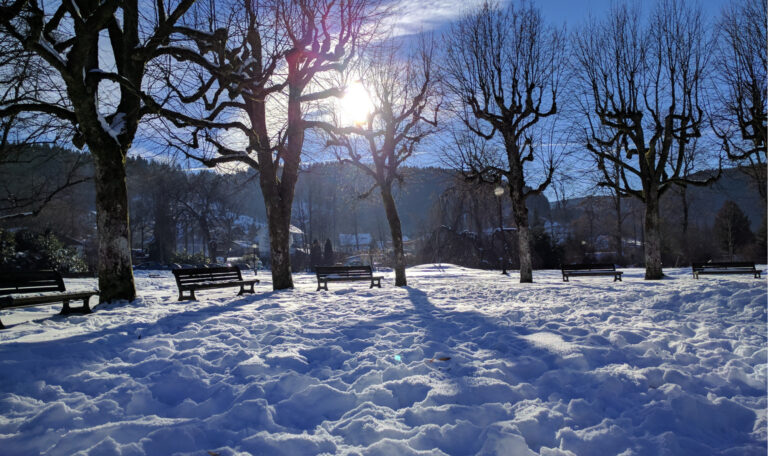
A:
60,297,93,315
81,297,92,313
562,275,569,282
0,318,4,329
178,290,196,301
317,281,328,291
614,275,621,282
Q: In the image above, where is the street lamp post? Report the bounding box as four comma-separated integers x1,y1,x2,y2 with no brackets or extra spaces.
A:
494,186,509,275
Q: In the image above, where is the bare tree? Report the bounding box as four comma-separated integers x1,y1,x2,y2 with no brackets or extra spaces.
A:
0,144,90,221
322,38,439,286
155,0,383,290
713,0,766,201
573,0,719,279
442,0,565,283
0,0,204,301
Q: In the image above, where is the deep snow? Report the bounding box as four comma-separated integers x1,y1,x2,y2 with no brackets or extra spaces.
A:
0,265,765,455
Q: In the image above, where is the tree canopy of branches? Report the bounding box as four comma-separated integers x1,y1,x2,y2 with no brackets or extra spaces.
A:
156,0,382,290
0,144,90,221
443,0,564,283
0,0,204,301
324,38,440,286
713,0,766,201
574,0,719,279
713,200,753,261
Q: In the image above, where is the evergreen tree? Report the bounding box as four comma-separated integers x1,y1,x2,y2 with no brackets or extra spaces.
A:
310,240,323,270
324,239,335,266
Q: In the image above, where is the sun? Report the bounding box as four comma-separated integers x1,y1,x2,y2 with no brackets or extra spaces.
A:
338,80,374,126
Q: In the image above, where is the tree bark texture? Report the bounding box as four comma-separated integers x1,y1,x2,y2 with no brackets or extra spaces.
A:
510,187,533,283
643,188,663,280
265,197,294,289
92,149,136,302
381,187,407,286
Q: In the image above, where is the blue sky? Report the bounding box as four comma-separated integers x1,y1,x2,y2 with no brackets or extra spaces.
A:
389,0,732,35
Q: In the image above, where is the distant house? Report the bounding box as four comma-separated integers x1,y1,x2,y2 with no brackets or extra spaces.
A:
176,217,304,262
338,233,381,252
248,223,304,259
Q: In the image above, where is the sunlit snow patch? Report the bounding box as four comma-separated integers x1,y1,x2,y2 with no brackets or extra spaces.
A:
521,332,579,355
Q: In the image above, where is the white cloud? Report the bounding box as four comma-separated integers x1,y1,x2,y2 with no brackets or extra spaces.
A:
387,0,506,36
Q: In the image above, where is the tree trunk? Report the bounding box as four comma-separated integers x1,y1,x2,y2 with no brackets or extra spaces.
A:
643,190,664,279
614,190,623,262
92,149,136,303
266,198,294,289
680,186,690,261
381,187,406,286
510,188,533,283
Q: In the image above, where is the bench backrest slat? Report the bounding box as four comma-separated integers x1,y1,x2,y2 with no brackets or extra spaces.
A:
692,262,755,270
561,263,616,272
316,266,372,278
0,270,66,295
172,267,245,285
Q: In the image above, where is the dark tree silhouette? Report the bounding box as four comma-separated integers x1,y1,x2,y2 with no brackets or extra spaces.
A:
713,200,753,261
0,0,204,301
574,0,720,279
443,0,564,283
154,0,383,290
310,239,322,270
323,238,334,266
322,37,439,286
713,0,766,201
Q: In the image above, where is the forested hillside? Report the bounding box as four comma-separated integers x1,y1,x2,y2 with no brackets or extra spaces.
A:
1,146,764,271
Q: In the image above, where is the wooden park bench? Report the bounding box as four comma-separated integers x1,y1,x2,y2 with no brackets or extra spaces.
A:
315,265,383,291
172,266,259,301
0,270,99,329
561,263,623,282
691,262,762,279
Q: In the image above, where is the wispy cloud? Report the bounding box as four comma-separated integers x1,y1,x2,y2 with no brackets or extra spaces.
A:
387,0,506,36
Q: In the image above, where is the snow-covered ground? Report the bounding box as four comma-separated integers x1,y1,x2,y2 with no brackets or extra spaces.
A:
0,265,765,455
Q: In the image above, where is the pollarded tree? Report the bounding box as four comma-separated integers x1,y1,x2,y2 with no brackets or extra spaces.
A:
713,0,766,201
0,0,204,301
574,0,720,279
154,0,382,290
321,38,440,286
442,0,565,283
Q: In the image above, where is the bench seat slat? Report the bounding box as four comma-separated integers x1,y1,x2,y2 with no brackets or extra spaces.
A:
323,276,382,282
1,290,98,308
565,271,622,276
178,280,258,290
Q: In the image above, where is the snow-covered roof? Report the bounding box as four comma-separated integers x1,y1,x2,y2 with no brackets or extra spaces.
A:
289,225,303,235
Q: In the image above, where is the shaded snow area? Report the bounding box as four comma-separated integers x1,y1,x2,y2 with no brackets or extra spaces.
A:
0,266,766,455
